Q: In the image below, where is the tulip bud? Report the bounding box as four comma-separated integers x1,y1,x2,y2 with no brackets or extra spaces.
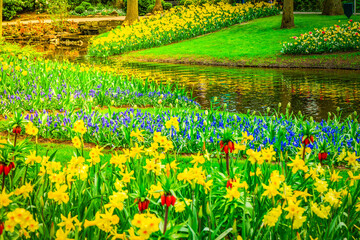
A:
194,116,198,122
206,202,211,215
50,222,55,238
223,103,227,109
287,102,291,109
266,107,270,113
354,111,357,116
336,107,340,112
278,102,282,108
232,219,237,235
310,116,314,122
205,110,208,115
198,205,203,218
204,121,207,126
298,111,302,116
213,97,217,102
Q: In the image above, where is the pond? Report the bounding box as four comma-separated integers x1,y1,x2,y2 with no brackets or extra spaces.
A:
115,61,360,121
34,43,360,121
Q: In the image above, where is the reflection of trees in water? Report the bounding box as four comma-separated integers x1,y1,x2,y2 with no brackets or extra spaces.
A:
122,62,360,120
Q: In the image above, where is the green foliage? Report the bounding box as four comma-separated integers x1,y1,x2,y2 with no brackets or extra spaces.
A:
87,6,96,11
80,1,92,9
3,0,23,21
124,0,156,16
74,5,86,14
147,4,155,13
146,1,172,13
294,0,324,12
163,1,172,10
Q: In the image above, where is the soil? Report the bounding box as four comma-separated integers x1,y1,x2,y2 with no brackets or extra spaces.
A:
117,51,360,70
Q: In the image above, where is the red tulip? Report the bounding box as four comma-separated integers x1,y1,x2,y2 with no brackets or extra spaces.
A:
318,153,322,161
223,145,229,154
310,136,314,143
321,152,328,160
138,201,143,212
144,199,150,209
170,196,176,206
12,126,21,134
0,164,3,175
10,162,15,169
228,141,234,153
161,195,166,206
219,141,224,149
0,222,4,235
4,165,11,176
166,196,172,207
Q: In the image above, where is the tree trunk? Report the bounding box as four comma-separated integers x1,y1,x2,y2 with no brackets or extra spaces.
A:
152,0,163,13
114,0,125,9
322,0,344,15
281,0,294,29
0,0,2,40
125,0,139,25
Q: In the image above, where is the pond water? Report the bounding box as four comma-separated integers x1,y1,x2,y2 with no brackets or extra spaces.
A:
116,62,360,121
31,43,360,121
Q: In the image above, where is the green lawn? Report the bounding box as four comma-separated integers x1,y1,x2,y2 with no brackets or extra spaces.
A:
120,14,360,68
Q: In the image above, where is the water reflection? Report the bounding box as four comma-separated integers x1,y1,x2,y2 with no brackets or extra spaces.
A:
117,62,360,121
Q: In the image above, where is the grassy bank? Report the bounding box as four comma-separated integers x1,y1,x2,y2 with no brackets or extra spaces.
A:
119,14,360,69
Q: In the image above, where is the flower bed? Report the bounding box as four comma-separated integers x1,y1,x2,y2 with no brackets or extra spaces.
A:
0,117,359,239
0,55,197,115
88,2,279,57
281,20,360,54
23,106,360,158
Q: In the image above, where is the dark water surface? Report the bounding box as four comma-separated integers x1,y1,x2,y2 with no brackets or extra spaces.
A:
117,61,360,121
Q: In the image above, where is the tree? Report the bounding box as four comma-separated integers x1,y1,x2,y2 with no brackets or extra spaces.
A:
152,0,163,13
125,0,139,24
281,0,294,29
0,0,2,40
322,0,344,15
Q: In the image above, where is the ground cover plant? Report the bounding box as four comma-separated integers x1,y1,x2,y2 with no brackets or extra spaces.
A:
88,2,280,57
282,20,360,54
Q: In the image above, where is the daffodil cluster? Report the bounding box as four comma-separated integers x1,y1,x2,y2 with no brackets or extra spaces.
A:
89,2,279,56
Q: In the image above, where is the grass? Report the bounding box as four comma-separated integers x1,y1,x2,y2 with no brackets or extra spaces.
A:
119,14,360,69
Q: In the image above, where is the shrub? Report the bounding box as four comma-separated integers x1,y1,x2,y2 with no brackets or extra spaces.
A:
281,20,360,54
146,2,172,13
147,4,155,13
87,6,95,12
163,1,172,10
124,0,155,15
80,1,92,9
74,5,85,14
3,0,23,21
